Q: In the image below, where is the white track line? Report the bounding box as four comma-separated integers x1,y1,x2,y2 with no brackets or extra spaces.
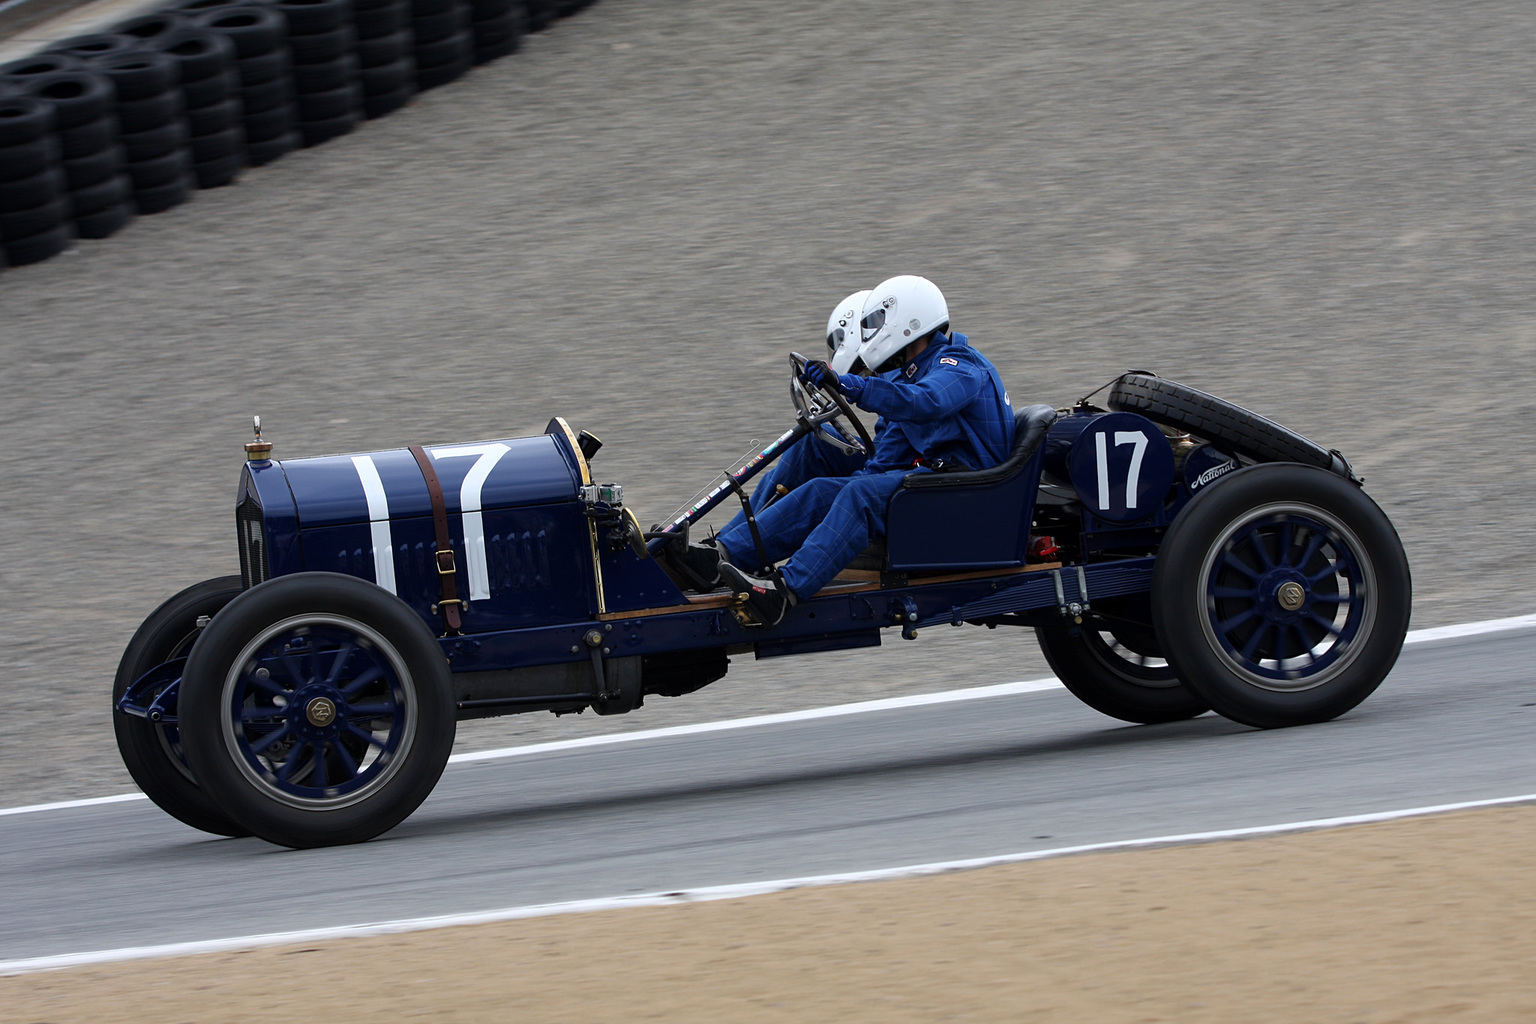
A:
6,612,1534,819
2,790,1533,977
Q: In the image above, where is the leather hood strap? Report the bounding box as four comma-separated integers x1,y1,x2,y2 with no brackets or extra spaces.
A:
409,444,463,634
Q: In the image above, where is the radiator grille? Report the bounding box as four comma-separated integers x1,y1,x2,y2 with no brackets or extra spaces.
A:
237,497,269,590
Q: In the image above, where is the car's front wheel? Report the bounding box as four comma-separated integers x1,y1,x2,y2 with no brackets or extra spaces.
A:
1152,463,1411,728
179,572,456,848
113,576,250,837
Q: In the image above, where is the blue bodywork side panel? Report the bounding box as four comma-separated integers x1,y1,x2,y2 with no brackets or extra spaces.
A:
883,448,1045,571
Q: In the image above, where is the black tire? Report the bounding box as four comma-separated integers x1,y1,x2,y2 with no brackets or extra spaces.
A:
195,8,287,59
115,13,193,46
292,53,357,93
2,222,74,264
151,27,235,82
239,74,292,113
356,29,410,67
415,26,470,66
180,67,235,107
193,150,244,187
186,96,240,135
362,80,412,118
473,12,518,47
95,51,180,101
0,94,55,146
134,173,192,213
175,0,248,14
526,0,554,31
56,114,118,159
470,0,514,19
415,54,467,89
0,134,60,181
245,128,297,163
113,577,249,838
236,48,288,87
116,90,184,133
179,572,456,848
75,198,134,237
359,56,410,94
412,5,469,44
474,35,516,63
1109,373,1341,473
20,71,114,128
272,0,350,35
67,170,129,214
121,119,187,161
190,125,241,162
0,196,66,238
410,0,458,16
0,166,64,210
127,147,190,189
1036,622,1207,724
298,107,358,145
243,103,295,142
0,54,84,79
288,26,356,65
1151,463,1411,729
353,3,408,39
62,143,123,188
294,81,358,120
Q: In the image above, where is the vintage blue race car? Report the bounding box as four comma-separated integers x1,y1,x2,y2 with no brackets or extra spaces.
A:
113,366,1411,848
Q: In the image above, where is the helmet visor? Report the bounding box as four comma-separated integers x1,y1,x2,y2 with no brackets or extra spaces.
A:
860,307,886,342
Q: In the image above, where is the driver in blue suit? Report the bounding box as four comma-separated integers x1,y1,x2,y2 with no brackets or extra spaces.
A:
701,275,1016,624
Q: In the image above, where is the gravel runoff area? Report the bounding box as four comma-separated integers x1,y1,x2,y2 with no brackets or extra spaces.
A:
4,805,1534,1021
2,0,1535,804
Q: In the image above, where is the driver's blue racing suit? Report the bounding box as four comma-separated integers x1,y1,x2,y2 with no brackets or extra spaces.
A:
716,332,1014,600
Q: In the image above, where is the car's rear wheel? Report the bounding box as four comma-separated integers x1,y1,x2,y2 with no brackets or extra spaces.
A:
1036,620,1209,724
180,572,455,848
1152,464,1410,728
113,576,250,837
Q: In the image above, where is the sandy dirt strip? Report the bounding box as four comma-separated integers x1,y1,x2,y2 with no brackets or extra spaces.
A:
3,805,1532,1022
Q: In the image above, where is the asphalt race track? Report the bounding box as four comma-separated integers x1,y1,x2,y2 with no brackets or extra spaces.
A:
2,624,1532,965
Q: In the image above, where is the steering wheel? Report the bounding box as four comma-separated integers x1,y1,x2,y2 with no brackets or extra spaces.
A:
789,352,874,456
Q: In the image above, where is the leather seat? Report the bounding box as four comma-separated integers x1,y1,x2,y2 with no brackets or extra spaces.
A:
847,404,1059,572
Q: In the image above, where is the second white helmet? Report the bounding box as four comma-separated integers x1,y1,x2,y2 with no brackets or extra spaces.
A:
826,289,871,375
858,275,949,374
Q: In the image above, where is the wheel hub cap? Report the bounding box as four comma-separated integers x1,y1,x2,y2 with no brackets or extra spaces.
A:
305,696,337,727
1275,581,1306,612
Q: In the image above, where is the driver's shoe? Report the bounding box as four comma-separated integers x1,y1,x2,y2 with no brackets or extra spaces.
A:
661,536,725,592
720,563,794,627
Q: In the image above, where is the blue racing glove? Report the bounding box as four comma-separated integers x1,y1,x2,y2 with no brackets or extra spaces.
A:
804,360,866,401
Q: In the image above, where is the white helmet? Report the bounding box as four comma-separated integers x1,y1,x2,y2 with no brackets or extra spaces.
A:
858,275,949,374
826,289,871,374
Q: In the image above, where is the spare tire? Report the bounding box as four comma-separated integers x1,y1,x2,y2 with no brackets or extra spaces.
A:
1108,372,1349,477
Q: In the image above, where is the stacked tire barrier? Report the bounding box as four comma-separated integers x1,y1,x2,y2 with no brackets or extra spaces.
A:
146,27,246,187
409,0,472,92
470,0,522,65
352,0,413,119
189,5,297,166
1,0,597,273
97,49,193,215
272,0,362,147
0,92,74,263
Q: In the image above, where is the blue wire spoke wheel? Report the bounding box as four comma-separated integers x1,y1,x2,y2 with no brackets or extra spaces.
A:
1152,464,1411,728
223,615,417,808
1199,504,1373,691
181,572,455,848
